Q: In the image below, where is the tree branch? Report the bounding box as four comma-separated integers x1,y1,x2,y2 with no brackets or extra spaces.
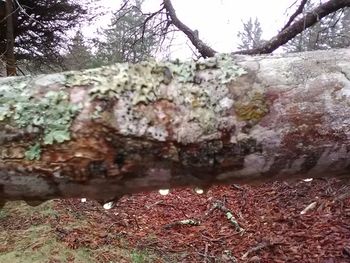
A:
281,0,309,32
162,0,216,58
236,0,350,55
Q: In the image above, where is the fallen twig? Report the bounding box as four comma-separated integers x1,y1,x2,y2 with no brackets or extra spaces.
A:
343,246,350,257
300,201,317,215
242,242,269,259
242,241,284,260
145,200,163,209
204,242,209,263
231,184,245,191
334,186,350,202
132,215,140,229
163,218,201,229
207,200,245,235
222,250,238,262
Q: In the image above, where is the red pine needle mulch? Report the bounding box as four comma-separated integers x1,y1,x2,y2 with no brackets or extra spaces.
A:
53,178,350,262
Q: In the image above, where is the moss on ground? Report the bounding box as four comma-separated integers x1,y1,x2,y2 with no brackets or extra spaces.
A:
0,201,173,263
0,201,94,263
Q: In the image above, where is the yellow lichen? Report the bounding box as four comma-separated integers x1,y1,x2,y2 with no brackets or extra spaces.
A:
235,92,269,121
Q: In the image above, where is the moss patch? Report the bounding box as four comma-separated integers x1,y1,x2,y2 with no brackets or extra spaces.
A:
0,201,169,263
0,225,94,263
0,201,93,263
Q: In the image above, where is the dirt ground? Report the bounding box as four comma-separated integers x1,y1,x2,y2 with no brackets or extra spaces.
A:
0,178,350,263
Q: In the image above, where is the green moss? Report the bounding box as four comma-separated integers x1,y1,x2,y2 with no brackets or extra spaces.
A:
130,249,160,263
0,224,95,263
0,201,184,263
0,209,7,219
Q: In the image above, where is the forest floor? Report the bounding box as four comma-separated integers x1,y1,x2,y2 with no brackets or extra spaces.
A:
0,178,350,263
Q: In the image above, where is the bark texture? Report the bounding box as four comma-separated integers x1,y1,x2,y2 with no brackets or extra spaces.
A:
5,0,16,76
1,49,350,202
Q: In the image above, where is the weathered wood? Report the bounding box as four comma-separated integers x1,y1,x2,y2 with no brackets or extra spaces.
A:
1,49,350,202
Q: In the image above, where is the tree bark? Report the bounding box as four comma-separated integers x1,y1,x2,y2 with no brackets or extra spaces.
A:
1,49,350,203
5,0,16,76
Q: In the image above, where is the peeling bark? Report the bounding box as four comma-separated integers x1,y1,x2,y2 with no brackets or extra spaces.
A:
1,49,350,202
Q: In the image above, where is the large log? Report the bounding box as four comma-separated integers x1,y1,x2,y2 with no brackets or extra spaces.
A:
1,49,350,203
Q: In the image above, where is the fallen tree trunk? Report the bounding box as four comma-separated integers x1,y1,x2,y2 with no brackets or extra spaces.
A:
1,49,350,203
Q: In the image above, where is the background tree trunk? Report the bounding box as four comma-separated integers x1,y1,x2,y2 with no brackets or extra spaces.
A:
0,49,350,202
5,0,16,76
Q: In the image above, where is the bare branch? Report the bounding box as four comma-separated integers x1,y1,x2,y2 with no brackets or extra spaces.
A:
236,0,350,55
139,6,166,44
110,1,136,27
162,0,216,58
281,0,309,31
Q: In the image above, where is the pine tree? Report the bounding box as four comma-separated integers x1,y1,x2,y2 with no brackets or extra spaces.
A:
237,17,265,50
64,31,94,71
0,0,91,73
94,0,157,65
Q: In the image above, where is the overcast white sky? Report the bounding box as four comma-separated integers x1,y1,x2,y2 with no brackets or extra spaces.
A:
90,0,296,58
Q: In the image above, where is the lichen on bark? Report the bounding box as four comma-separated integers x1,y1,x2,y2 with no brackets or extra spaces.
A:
0,77,82,160
65,53,247,143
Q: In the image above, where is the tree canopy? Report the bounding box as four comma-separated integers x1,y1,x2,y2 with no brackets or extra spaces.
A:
61,0,161,71
0,0,92,74
2,0,349,75
93,0,157,65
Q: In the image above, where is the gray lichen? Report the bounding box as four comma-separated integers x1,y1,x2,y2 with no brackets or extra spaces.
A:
66,53,247,142
0,78,82,160
25,143,41,160
0,53,248,160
